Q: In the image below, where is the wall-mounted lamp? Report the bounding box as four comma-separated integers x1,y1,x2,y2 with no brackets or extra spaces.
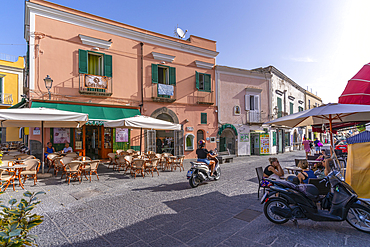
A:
184,119,189,123
44,75,53,100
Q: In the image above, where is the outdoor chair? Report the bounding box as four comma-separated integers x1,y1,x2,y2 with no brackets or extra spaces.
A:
76,156,91,161
116,155,129,173
65,161,82,184
0,169,15,192
107,153,117,169
82,160,100,182
65,152,78,158
130,159,146,178
161,153,172,171
145,158,160,177
155,153,165,170
60,156,75,178
21,159,40,185
295,158,307,167
172,155,185,172
52,157,64,176
256,167,266,199
122,155,134,174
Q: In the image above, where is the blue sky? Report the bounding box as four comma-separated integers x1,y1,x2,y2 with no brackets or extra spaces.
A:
2,0,370,104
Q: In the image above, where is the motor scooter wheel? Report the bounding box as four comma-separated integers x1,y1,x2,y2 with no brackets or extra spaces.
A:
263,198,290,224
213,166,221,180
346,203,370,233
189,175,200,188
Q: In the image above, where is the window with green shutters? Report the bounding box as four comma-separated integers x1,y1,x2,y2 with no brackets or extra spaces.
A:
201,113,207,124
78,49,112,77
151,64,176,85
277,97,282,118
298,106,303,112
196,72,211,92
290,102,294,115
273,131,277,146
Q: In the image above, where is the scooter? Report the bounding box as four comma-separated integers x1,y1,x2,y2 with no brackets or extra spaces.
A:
261,171,370,233
187,150,221,188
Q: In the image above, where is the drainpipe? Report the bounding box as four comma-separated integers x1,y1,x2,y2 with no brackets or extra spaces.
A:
139,42,144,153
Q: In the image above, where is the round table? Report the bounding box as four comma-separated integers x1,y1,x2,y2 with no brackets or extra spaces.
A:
0,164,28,190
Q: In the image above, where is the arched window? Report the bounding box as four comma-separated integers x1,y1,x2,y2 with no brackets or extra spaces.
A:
185,134,195,151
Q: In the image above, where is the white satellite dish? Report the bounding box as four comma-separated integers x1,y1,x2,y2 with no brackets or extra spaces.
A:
174,26,187,39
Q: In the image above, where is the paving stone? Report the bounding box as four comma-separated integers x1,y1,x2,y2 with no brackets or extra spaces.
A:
171,228,200,243
222,235,269,247
149,235,187,247
101,228,140,246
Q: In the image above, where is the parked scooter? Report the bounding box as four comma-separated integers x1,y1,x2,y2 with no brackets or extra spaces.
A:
187,149,221,188
261,171,370,233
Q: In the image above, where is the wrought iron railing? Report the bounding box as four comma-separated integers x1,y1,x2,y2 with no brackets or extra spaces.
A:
79,74,112,96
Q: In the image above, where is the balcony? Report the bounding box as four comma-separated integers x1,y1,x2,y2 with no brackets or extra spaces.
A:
151,83,176,103
195,90,214,105
1,93,13,105
79,74,112,96
247,111,262,123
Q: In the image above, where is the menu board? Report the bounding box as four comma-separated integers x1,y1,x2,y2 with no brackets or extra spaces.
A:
260,133,270,154
116,128,128,143
54,128,70,144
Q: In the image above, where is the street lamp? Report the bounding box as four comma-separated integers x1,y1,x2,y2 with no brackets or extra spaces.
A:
44,75,53,100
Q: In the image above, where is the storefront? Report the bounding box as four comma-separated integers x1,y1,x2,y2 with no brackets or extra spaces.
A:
30,100,140,159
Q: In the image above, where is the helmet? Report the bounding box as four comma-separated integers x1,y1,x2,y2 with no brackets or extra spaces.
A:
286,175,300,185
198,139,206,147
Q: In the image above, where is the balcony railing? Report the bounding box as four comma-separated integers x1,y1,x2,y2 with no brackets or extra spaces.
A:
151,83,176,102
247,111,261,123
195,90,214,105
79,74,112,96
1,93,13,105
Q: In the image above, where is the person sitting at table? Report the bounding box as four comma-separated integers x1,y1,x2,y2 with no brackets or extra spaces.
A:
263,157,284,179
297,160,317,184
62,142,73,153
44,142,55,166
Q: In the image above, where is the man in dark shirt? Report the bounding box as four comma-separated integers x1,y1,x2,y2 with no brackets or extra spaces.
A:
196,140,217,176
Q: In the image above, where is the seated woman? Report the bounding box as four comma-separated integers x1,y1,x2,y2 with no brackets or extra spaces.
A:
297,160,317,184
63,142,73,153
44,142,55,166
263,157,284,179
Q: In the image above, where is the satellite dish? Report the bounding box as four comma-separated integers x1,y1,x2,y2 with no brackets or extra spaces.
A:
174,25,187,39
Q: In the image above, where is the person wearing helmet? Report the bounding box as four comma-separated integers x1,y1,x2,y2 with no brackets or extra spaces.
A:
196,140,217,176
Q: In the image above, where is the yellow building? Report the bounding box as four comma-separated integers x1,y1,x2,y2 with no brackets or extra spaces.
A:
0,54,25,142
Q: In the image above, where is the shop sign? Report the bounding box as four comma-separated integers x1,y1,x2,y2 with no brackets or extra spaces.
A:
260,133,270,154
116,128,128,142
86,120,104,126
240,133,249,142
33,127,40,135
186,127,193,131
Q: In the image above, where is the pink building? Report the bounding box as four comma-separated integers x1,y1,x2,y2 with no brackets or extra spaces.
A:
24,0,218,159
215,66,271,156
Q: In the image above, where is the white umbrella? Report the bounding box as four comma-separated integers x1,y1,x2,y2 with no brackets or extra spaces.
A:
104,115,181,130
0,108,89,173
265,103,370,148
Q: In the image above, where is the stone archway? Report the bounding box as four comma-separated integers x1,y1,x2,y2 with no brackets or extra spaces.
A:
150,107,179,124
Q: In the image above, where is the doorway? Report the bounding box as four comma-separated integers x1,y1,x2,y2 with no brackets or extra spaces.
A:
85,126,100,159
197,130,204,147
156,113,174,154
219,128,236,154
278,129,284,153
250,133,260,155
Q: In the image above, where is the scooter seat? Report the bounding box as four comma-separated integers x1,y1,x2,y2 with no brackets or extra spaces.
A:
298,184,320,201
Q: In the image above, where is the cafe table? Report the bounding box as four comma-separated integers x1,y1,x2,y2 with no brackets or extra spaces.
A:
0,164,28,190
285,166,302,174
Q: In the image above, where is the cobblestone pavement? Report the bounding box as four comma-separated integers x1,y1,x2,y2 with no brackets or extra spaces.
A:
2,150,370,246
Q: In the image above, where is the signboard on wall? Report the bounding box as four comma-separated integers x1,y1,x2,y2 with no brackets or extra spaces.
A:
115,128,128,143
33,127,40,135
53,128,70,144
260,133,270,154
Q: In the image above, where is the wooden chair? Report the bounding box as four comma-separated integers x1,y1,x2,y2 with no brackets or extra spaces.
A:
47,153,60,172
59,156,75,178
0,169,15,192
145,158,160,177
21,159,40,185
65,161,82,184
172,155,185,172
130,159,146,179
256,167,266,199
82,160,100,182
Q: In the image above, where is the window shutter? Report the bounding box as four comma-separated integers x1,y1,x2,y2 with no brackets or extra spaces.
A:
204,74,211,92
255,95,259,111
151,64,158,83
201,113,207,124
273,131,276,146
195,71,199,89
78,49,88,74
104,54,112,77
169,66,176,85
290,102,294,114
245,95,250,110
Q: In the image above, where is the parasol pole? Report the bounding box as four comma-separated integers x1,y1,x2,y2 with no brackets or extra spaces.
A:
329,114,334,156
41,121,45,173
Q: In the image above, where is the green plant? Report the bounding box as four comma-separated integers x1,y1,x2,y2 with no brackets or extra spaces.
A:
0,191,45,246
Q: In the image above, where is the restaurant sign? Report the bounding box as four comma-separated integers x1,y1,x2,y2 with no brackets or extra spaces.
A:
86,120,104,126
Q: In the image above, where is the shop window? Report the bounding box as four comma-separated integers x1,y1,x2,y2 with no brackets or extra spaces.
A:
151,64,176,85
201,113,207,124
78,49,112,77
285,132,290,146
185,134,195,151
196,72,211,92
290,102,294,115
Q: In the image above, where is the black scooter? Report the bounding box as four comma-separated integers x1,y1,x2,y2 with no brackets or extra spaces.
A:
261,171,370,233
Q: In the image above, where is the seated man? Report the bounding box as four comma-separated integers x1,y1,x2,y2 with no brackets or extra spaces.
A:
63,142,73,153
196,140,217,176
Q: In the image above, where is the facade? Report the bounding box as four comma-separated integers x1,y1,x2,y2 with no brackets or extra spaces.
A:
305,90,323,141
0,55,25,142
252,66,306,154
215,66,271,156
24,0,218,159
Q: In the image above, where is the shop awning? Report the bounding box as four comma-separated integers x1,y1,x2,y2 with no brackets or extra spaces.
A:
31,101,140,122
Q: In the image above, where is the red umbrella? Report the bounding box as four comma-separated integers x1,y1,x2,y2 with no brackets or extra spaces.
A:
339,62,370,104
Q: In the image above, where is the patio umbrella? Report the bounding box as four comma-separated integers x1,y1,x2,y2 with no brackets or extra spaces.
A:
0,107,89,173
104,115,181,153
264,103,370,148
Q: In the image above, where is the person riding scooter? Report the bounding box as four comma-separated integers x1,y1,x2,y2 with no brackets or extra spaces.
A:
196,140,217,177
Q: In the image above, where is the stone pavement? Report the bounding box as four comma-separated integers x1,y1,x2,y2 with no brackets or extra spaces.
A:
2,150,370,246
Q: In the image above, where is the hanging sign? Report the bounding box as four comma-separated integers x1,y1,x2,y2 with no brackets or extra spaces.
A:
54,128,70,144
116,128,128,142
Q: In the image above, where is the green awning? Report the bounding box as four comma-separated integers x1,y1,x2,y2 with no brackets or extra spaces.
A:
31,101,140,121
9,98,27,108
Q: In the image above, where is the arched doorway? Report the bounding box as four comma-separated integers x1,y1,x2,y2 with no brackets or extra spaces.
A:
220,128,236,154
155,113,174,154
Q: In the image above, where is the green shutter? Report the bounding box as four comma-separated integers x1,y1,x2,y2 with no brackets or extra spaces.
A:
78,49,88,74
169,66,176,85
204,74,211,92
104,54,112,77
273,131,276,146
201,113,207,124
195,71,199,89
277,97,282,118
152,64,158,83
290,102,294,115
